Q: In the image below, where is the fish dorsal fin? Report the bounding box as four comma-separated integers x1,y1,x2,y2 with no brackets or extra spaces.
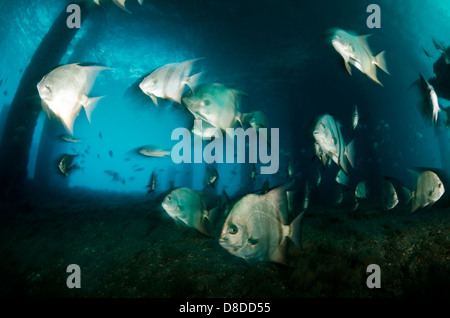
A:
263,182,293,225
185,72,202,92
232,89,249,99
80,64,110,92
358,34,372,52
231,89,248,112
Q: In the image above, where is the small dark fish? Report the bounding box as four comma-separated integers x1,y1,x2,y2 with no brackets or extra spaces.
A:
99,131,103,139
19,68,23,73
109,150,113,158
104,170,125,184
423,46,433,59
58,134,82,143
135,167,144,172
146,170,156,195
4,91,7,96
104,170,115,177
57,154,79,176
433,39,447,53
204,166,218,188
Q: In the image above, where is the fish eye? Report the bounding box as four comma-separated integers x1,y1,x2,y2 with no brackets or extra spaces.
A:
228,224,238,235
201,99,211,107
167,195,172,201
151,79,158,85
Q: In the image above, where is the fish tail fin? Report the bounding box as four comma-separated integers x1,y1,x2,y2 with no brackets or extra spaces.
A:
186,72,202,92
375,51,390,75
83,96,104,123
138,0,144,5
345,140,355,169
289,210,306,250
93,0,100,4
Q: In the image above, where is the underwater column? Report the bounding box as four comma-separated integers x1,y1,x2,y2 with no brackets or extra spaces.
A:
0,1,97,198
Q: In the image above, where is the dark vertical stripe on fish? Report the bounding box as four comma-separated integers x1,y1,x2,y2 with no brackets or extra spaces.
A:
161,66,175,99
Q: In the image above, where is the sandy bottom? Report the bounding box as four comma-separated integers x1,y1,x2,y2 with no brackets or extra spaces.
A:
1,185,449,298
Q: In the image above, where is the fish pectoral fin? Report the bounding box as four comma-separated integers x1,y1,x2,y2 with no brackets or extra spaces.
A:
185,72,202,92
149,94,158,106
81,95,104,123
345,61,352,75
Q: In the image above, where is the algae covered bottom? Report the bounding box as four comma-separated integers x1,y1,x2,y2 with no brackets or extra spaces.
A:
1,185,448,298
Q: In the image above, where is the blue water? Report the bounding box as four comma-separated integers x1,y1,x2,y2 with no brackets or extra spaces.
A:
0,0,449,198
1,0,450,300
